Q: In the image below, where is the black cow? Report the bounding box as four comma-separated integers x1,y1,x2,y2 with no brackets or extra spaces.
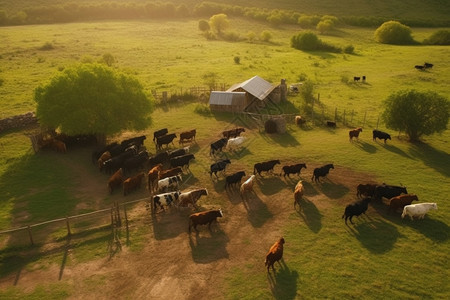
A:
326,121,336,128
123,150,149,174
210,138,228,156
91,142,119,164
102,150,135,174
168,147,190,160
189,209,223,232
281,163,307,178
342,197,371,225
225,171,246,189
254,160,280,176
424,62,433,69
311,164,334,183
415,65,425,70
374,184,407,200
356,183,377,198
170,153,195,170
153,128,168,142
354,76,360,82
156,133,177,150
373,130,391,143
210,159,231,178
121,135,146,148
148,151,169,168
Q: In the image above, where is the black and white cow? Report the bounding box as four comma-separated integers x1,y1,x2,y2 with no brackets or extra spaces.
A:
157,175,182,192
153,191,181,211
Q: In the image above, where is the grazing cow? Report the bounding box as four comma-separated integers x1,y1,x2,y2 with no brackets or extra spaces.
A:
168,147,190,160
424,62,433,69
123,150,149,174
295,115,306,126
147,164,163,193
389,194,419,213
254,160,280,176
375,184,407,200
294,180,304,206
121,135,146,148
107,168,124,194
226,136,246,151
281,163,307,178
153,128,168,142
169,153,195,171
108,143,131,157
159,167,183,180
326,121,336,128
178,188,208,209
415,65,425,70
148,151,169,168
354,76,360,82
156,133,177,150
402,203,437,220
240,175,256,199
97,151,111,171
123,172,145,196
102,150,135,174
311,164,334,183
349,127,363,141
210,159,231,178
362,76,366,82
373,129,391,143
356,183,377,198
153,191,181,212
225,171,246,189
265,237,285,273
210,138,228,156
157,175,182,192
91,142,118,164
342,197,371,225
179,129,196,144
222,127,245,139
188,209,223,232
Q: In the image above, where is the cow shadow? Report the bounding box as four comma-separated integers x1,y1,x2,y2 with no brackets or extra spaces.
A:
242,193,273,228
225,186,243,205
225,147,252,159
301,180,320,197
211,177,226,194
353,141,377,154
295,198,323,233
402,217,449,243
151,209,189,240
257,176,285,195
409,142,450,177
268,261,299,300
346,217,401,254
317,180,349,199
188,228,229,263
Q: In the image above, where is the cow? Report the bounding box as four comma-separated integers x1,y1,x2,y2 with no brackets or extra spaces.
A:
362,76,366,82
147,164,163,193
349,127,363,141
415,65,425,70
342,197,371,225
402,203,437,220
157,175,182,192
123,150,149,174
295,115,306,126
121,135,146,148
108,143,131,157
424,62,433,69
225,171,246,189
153,191,181,212
159,167,183,180
354,76,360,82
51,139,67,153
356,183,377,198
281,163,307,178
222,127,245,139
373,129,391,143
91,142,119,164
178,188,208,209
153,128,168,142
107,168,124,194
226,136,246,151
123,172,145,196
169,153,195,171
97,151,111,171
102,150,135,174
311,164,334,183
389,194,419,213
168,147,190,160
179,129,196,144
210,138,228,156
294,180,304,207
188,209,223,232
253,160,280,176
148,151,169,168
156,133,177,150
240,175,256,199
265,237,285,273
326,121,336,128
374,184,407,201
210,159,231,178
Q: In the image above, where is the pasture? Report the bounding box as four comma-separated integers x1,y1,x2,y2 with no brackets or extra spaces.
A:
0,18,449,299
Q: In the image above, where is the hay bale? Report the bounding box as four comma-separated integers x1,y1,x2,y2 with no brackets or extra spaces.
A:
265,119,277,134
273,117,286,134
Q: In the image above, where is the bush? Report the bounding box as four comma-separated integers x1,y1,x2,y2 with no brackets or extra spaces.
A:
291,31,341,52
374,21,415,45
260,30,272,42
423,30,450,45
38,42,54,51
223,31,241,42
343,45,355,54
198,19,210,32
247,31,256,42
234,56,240,64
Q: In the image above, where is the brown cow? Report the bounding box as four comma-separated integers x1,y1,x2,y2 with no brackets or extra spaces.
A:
349,127,363,141
265,237,285,273
389,194,419,213
188,209,223,232
179,188,208,209
356,183,377,198
108,168,124,194
159,167,183,180
147,164,163,193
51,139,67,153
97,151,111,171
222,127,245,139
123,172,145,196
179,129,196,144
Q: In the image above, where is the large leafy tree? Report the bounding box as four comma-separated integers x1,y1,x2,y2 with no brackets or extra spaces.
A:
374,21,415,45
382,90,449,141
35,63,152,138
209,13,229,35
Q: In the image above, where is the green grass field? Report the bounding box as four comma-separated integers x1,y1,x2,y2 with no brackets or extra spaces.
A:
0,14,449,300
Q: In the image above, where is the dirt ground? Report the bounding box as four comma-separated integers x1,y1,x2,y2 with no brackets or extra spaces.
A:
0,144,374,299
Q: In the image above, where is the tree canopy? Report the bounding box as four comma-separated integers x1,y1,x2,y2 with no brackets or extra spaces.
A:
382,89,449,141
209,13,229,35
34,63,153,137
374,21,415,45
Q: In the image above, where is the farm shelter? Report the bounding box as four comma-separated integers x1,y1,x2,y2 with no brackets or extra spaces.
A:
209,91,246,112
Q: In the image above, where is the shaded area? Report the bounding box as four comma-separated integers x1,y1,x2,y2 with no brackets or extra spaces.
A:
384,143,413,159
409,142,450,177
260,131,300,147
242,193,273,228
188,228,229,263
151,209,188,240
353,141,377,154
268,260,299,300
403,217,449,243
317,180,349,199
295,198,322,233
257,176,285,195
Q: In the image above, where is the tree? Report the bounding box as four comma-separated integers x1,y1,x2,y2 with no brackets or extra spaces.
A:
382,90,449,141
209,13,229,35
291,31,320,51
34,63,152,139
374,21,415,45
198,19,210,32
423,29,450,45
260,30,272,42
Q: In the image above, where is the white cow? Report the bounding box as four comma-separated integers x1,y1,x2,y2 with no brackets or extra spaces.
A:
157,175,182,192
226,136,246,151
401,203,438,220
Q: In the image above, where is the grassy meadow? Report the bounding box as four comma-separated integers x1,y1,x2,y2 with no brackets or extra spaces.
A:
0,15,449,300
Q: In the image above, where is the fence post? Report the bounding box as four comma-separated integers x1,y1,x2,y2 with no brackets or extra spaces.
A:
27,225,34,246
123,205,129,231
66,217,71,236
115,201,121,227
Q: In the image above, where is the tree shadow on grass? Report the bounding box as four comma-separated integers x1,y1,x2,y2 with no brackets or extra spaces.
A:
409,142,450,177
295,198,323,233
384,143,414,159
268,260,299,300
188,228,229,264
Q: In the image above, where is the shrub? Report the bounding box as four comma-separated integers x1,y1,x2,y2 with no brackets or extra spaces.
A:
234,56,240,64
260,30,272,42
198,19,210,32
291,31,341,52
374,21,415,45
38,42,54,51
316,20,333,34
423,29,450,45
247,31,256,42
223,31,241,42
343,44,355,54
